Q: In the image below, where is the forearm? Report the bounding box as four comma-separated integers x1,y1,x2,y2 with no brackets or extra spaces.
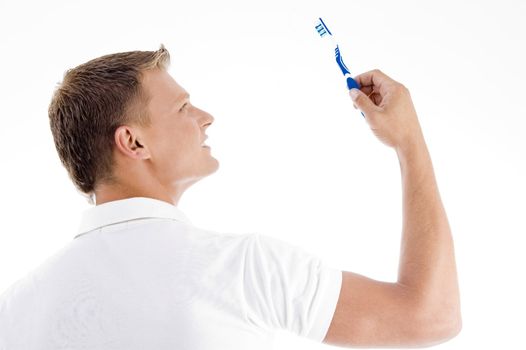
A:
395,135,461,323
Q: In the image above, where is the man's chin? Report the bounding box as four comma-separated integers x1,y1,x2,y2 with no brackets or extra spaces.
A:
208,158,220,173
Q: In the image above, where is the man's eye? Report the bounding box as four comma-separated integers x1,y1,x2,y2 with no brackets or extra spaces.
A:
179,103,188,112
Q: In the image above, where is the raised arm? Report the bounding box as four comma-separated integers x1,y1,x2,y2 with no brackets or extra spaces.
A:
323,70,462,348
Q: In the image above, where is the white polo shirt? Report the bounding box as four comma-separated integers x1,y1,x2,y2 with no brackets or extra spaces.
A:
0,197,342,349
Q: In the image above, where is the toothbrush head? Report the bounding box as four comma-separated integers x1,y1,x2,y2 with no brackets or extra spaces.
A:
315,17,332,38
315,19,353,78
314,17,364,117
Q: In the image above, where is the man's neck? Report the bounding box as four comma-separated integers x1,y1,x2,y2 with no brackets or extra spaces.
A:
94,184,180,207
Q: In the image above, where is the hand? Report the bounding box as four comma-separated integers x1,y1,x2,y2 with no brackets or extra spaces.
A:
349,69,424,152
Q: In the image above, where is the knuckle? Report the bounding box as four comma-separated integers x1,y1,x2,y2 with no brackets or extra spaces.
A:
395,82,408,93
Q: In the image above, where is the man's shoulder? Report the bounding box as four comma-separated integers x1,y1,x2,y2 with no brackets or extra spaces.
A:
186,225,257,249
0,269,38,321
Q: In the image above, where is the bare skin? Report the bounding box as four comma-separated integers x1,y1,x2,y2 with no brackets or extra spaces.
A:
322,70,461,347
94,68,219,206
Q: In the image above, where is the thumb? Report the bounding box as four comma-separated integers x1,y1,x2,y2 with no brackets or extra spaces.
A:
349,88,376,115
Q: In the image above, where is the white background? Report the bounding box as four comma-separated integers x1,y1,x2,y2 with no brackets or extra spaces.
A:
1,0,525,348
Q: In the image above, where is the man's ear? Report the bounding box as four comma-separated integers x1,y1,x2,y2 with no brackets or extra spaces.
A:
114,125,150,160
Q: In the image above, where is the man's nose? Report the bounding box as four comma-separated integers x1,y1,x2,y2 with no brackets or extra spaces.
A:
198,108,214,127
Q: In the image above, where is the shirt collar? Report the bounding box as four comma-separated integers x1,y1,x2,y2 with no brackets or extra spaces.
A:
75,196,192,239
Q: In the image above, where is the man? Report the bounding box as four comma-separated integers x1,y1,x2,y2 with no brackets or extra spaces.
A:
0,44,461,349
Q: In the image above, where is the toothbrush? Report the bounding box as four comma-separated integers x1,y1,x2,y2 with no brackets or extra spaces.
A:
315,17,365,117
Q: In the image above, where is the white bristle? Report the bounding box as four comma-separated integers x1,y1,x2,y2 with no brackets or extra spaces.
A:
315,19,337,51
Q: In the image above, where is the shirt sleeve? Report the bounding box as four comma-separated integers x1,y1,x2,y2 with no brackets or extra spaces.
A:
242,233,342,342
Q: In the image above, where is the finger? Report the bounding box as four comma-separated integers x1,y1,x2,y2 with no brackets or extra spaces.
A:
360,85,375,96
354,69,396,96
358,87,380,104
370,92,383,106
349,88,378,115
354,69,392,87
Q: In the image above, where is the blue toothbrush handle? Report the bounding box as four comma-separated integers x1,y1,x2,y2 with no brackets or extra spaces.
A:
346,76,360,90
334,45,365,118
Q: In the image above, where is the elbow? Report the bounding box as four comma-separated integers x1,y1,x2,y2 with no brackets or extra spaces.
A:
435,315,462,345
415,308,463,347
450,314,463,337
399,283,462,347
423,317,462,348
445,314,463,342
